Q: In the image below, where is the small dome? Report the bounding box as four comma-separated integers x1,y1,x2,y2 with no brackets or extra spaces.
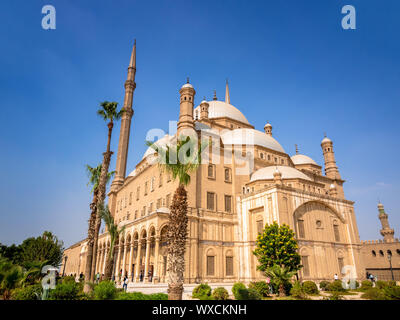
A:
291,154,318,166
194,100,249,125
321,137,332,144
250,166,312,182
181,83,194,89
264,123,272,128
221,128,285,153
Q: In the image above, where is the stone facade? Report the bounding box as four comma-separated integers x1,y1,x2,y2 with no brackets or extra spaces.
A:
62,42,373,284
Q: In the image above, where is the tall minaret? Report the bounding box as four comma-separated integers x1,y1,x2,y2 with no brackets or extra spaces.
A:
177,78,196,134
378,202,395,242
321,135,341,180
111,40,137,191
225,79,230,104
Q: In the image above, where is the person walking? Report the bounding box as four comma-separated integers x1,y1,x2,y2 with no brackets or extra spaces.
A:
123,276,128,291
334,273,339,281
96,272,100,284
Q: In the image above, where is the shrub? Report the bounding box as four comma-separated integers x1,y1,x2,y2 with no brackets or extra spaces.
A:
148,293,168,300
361,288,386,300
192,283,212,299
290,281,306,299
11,284,42,300
247,288,262,300
270,280,292,295
383,286,400,300
327,280,346,292
319,281,330,291
388,280,396,287
232,282,247,300
48,281,80,300
212,287,229,300
302,281,319,295
347,280,359,290
61,276,76,284
376,280,388,290
326,292,344,300
360,280,373,291
248,281,270,297
93,281,117,300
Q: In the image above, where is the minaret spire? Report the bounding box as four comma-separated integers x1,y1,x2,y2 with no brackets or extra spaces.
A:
225,79,230,104
378,202,395,242
295,144,299,155
111,40,137,194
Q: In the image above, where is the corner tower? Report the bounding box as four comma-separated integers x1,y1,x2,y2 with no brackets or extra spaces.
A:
378,203,395,242
177,78,196,134
111,40,137,191
321,135,341,180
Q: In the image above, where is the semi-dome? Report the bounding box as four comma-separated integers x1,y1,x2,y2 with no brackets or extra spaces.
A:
194,100,249,125
250,165,312,182
221,128,285,153
291,154,318,166
142,134,173,159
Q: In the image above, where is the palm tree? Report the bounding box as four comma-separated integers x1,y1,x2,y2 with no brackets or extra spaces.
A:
264,264,297,297
98,203,125,280
147,135,205,300
83,164,115,293
90,101,124,285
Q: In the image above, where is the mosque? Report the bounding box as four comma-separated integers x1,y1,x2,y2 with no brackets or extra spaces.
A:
62,41,399,285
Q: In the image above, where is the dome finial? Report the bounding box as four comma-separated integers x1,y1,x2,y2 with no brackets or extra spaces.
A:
186,77,190,84
213,90,217,101
295,144,299,155
225,78,230,104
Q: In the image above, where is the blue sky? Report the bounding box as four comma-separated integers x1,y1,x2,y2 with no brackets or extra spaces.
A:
0,0,399,247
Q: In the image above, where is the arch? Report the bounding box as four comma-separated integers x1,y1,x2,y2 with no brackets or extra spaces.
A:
133,231,139,241
140,228,147,240
372,250,376,257
126,233,132,244
293,200,345,224
225,249,233,256
299,247,309,256
206,248,216,256
148,225,156,237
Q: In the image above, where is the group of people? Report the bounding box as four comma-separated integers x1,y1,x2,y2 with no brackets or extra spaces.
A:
366,272,378,286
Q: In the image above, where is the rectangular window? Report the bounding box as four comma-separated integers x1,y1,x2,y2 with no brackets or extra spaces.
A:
208,164,215,179
144,181,148,195
166,194,171,208
207,256,215,276
298,220,305,238
129,192,132,205
159,173,162,187
338,257,344,274
142,206,146,217
207,192,215,211
301,256,310,276
136,187,140,200
256,220,264,234
224,195,232,213
149,203,153,213
156,198,161,209
224,168,231,182
135,210,138,219
334,224,340,242
226,256,233,276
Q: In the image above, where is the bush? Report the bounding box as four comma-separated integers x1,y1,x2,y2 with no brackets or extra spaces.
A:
93,281,117,300
376,280,388,290
48,281,80,300
388,280,396,287
232,282,247,300
361,288,386,300
192,283,212,299
347,280,359,290
212,287,229,300
116,291,168,300
383,286,400,300
327,280,346,292
319,281,330,291
302,281,319,295
290,281,306,299
326,292,344,300
247,288,262,300
61,276,76,284
270,281,292,295
360,280,373,291
11,284,42,300
248,281,270,297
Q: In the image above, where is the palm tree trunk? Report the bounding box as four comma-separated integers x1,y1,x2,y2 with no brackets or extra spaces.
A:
83,189,98,293
104,253,114,280
90,122,114,283
279,283,286,297
167,184,188,300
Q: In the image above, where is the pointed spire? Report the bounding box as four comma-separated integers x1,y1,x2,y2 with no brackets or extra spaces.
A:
213,90,217,101
295,144,299,155
225,79,230,104
129,39,136,69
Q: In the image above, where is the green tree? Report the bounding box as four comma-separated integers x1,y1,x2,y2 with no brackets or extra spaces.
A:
147,134,205,300
0,257,24,300
253,222,301,273
90,101,124,286
264,264,297,297
98,204,125,280
83,164,114,293
0,243,22,265
18,231,64,267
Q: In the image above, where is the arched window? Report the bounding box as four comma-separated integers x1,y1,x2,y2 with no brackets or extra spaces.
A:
372,250,376,257
208,164,215,178
333,222,340,242
397,249,400,255
379,250,384,256
387,250,392,256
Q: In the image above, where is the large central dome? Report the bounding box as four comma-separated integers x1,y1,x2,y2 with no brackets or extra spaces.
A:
194,100,249,125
